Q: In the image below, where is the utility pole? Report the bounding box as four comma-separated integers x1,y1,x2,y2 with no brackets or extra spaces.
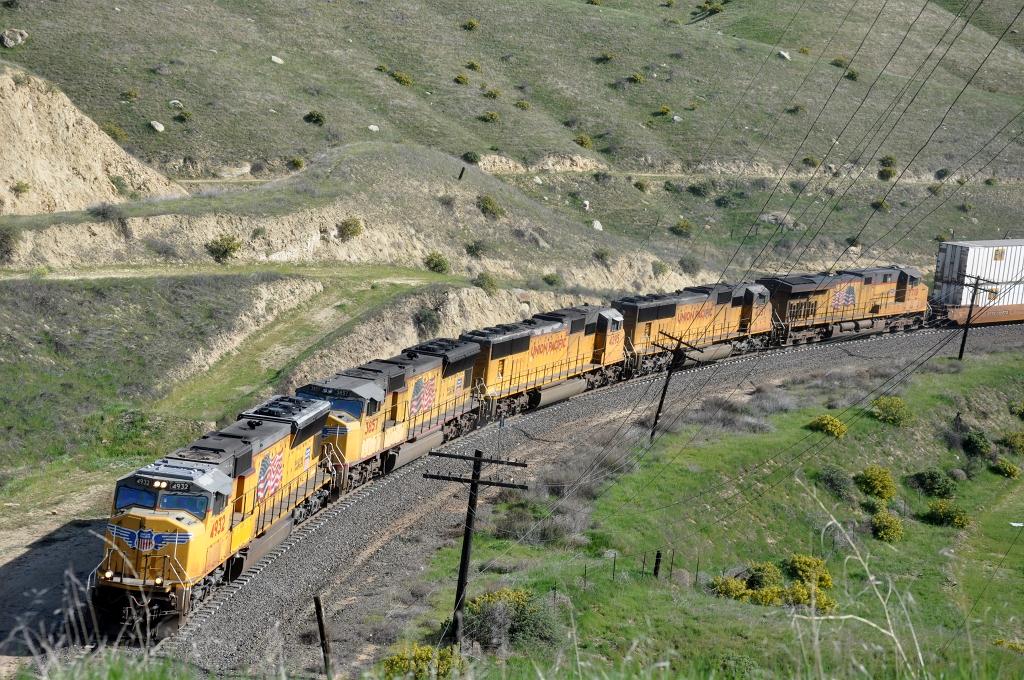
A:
649,332,697,444
424,449,527,645
957,276,979,361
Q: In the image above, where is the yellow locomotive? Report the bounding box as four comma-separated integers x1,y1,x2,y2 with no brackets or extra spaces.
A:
91,266,933,634
93,396,336,634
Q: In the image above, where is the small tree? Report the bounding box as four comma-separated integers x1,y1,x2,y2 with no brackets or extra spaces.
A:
914,468,956,498
205,234,243,263
678,254,701,275
592,247,612,266
462,150,481,164
542,272,563,287
464,239,489,258
871,511,904,542
288,157,305,170
423,251,451,274
963,430,992,459
652,260,668,277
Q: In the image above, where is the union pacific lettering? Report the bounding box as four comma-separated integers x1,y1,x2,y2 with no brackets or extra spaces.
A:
675,306,715,323
530,332,569,357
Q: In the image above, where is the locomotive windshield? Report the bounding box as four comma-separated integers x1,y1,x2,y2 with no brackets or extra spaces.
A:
114,485,156,511
158,493,209,518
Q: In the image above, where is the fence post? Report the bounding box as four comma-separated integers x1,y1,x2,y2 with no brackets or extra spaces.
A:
611,554,616,582
668,549,675,579
653,550,663,579
641,552,647,576
583,563,588,589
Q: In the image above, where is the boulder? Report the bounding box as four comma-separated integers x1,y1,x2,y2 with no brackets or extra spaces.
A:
592,219,603,231
168,99,184,110
778,50,791,61
367,124,380,132
512,227,550,250
149,120,165,133
949,468,968,481
0,28,28,48
270,55,284,64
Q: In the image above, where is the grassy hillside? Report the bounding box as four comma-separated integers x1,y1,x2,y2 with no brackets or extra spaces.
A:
400,350,1024,677
0,264,450,527
0,0,1021,176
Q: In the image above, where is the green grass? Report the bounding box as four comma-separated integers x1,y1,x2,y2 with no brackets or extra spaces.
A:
403,351,1024,677
0,0,1020,177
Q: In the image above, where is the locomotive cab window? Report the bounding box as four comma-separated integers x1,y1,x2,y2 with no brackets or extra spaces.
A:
159,492,210,518
883,274,892,283
717,292,731,305
863,277,873,285
114,485,156,512
994,248,1006,261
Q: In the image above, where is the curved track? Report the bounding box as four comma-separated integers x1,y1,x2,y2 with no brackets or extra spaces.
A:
154,324,1022,675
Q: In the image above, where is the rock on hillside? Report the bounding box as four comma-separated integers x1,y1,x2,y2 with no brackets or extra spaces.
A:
282,286,599,393
0,65,184,216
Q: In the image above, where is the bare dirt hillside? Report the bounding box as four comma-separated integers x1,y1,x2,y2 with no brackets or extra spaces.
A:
0,65,184,216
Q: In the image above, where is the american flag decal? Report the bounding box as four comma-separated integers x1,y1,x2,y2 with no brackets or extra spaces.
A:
410,376,437,416
257,452,284,500
832,285,856,309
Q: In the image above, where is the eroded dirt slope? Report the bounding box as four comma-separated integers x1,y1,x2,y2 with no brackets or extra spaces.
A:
0,65,184,216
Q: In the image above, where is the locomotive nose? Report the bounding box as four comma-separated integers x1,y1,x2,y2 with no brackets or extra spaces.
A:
99,513,196,585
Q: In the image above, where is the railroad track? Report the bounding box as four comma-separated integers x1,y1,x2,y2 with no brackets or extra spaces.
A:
155,322,1017,665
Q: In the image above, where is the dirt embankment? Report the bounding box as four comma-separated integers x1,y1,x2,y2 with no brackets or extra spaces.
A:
282,286,599,392
0,65,184,216
8,201,696,293
160,276,324,391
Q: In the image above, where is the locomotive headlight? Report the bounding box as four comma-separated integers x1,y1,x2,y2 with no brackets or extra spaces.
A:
103,570,114,579
154,577,163,586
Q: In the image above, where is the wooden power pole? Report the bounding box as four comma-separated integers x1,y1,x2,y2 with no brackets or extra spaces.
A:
424,449,527,644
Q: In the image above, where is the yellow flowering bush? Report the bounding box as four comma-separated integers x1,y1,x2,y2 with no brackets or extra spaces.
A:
382,643,463,679
807,414,847,438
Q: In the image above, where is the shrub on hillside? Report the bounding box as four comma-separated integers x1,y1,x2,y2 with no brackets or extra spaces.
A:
466,60,481,71
830,57,849,68
817,464,856,502
88,202,125,222
878,166,896,181
927,183,943,196
914,467,956,498
784,554,833,590
924,499,970,528
807,414,847,439
991,457,1021,479
871,396,911,426
381,643,463,679
173,110,192,123
879,155,897,168
303,110,325,126
749,586,784,606
336,217,363,241
482,87,500,99
287,157,305,171
802,155,820,168
423,251,450,274
844,69,859,81
870,198,890,213
0,224,20,263
592,247,612,266
461,18,479,30
473,272,498,296
464,239,489,258
574,133,594,149
652,260,668,278
711,576,750,601
461,588,558,649
935,168,952,180
10,180,30,197
515,99,531,110
678,254,701,276
479,111,500,123
476,194,505,219
541,272,563,287
205,234,242,263
687,181,712,197
1001,431,1024,456
596,51,615,64
101,122,129,142
462,150,481,164
669,219,694,238
454,73,469,85
389,70,414,86
964,430,993,459
413,307,441,336
855,464,897,500
633,179,649,192
785,104,805,115
784,581,837,612
1010,400,1024,419
627,71,646,84
745,561,783,590
871,511,904,542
